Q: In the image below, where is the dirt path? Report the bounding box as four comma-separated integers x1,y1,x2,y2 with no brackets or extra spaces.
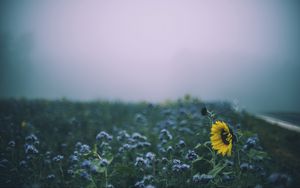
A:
256,114,300,133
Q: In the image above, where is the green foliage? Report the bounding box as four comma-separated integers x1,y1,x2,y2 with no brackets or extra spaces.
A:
0,98,296,187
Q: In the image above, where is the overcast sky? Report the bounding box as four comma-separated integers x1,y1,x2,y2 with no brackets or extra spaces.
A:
1,0,300,112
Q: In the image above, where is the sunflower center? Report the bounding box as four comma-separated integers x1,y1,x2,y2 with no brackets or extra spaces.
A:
221,129,230,145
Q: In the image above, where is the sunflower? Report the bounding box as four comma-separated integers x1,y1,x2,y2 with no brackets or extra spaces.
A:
210,121,233,156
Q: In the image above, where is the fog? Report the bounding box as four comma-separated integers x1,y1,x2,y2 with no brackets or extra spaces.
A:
1,0,300,113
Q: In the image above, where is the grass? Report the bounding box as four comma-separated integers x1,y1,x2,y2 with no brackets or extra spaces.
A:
241,114,300,186
0,97,299,187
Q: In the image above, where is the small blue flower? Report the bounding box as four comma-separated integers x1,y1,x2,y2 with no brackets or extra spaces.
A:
0,159,9,168
222,174,233,182
25,134,38,143
145,185,155,188
8,141,16,148
19,160,27,167
180,164,190,171
134,114,147,125
145,152,155,161
267,173,280,184
143,175,154,184
225,160,234,166
136,142,144,149
240,163,254,172
178,140,186,148
193,174,213,184
90,165,98,174
136,142,151,149
129,144,137,150
186,150,198,161
160,129,168,135
96,131,113,141
173,159,181,165
192,174,201,183
81,160,91,169
99,142,112,151
161,140,167,145
45,151,52,156
135,157,146,167
100,159,108,167
117,130,130,141
67,169,74,176
179,108,188,116
80,170,91,181
167,146,174,153
159,129,172,141
246,136,258,146
162,167,167,173
134,180,145,188
127,138,136,144
141,142,151,147
165,119,176,127
24,144,39,154
0,159,9,164
132,132,147,141
123,144,131,150
161,157,168,165
200,174,213,184
26,155,34,161
75,142,82,149
243,136,259,150
79,144,91,154
158,147,166,154
52,155,64,162
240,163,249,171
118,147,124,153
47,174,55,180
69,155,79,163
267,172,292,186
172,164,181,173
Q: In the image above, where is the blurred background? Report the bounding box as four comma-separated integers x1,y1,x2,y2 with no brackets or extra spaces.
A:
1,0,300,113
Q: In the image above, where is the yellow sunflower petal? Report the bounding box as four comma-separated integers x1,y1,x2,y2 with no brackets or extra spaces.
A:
210,120,233,157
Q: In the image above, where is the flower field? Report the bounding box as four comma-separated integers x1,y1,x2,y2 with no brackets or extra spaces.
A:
0,98,299,188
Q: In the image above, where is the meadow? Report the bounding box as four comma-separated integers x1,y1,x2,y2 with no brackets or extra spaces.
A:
0,97,299,188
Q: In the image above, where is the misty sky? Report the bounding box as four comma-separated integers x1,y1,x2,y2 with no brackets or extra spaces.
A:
1,0,300,112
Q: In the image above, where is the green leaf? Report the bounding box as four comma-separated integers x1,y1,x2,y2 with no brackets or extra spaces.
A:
192,156,212,172
104,152,114,165
195,143,202,149
90,158,106,173
86,183,96,188
247,148,269,161
204,141,211,147
208,162,227,177
222,171,233,175
192,156,204,164
92,144,98,154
